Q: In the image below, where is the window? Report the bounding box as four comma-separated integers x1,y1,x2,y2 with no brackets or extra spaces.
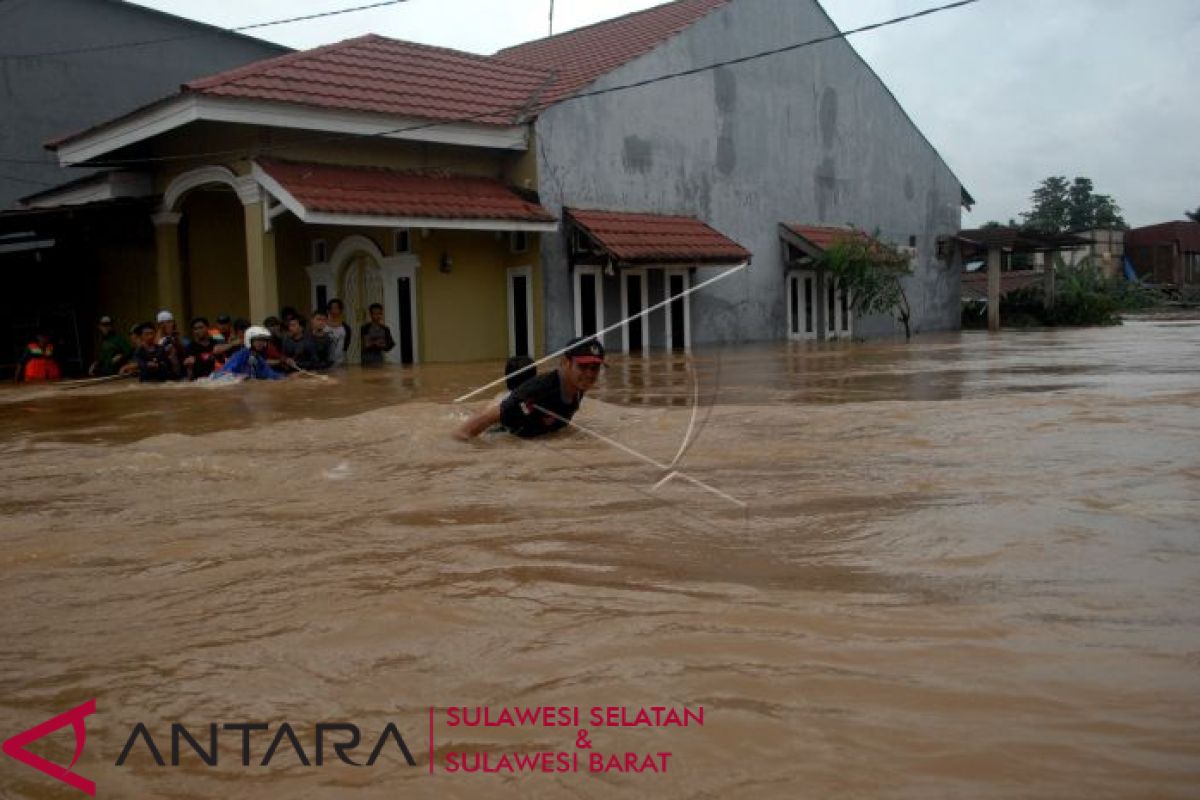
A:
311,239,328,263
393,229,411,254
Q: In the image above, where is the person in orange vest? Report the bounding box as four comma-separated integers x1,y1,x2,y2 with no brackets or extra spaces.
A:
15,331,63,383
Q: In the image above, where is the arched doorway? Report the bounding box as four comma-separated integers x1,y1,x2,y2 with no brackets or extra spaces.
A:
338,249,384,366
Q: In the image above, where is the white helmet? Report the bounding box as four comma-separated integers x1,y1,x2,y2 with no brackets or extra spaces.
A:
245,325,271,344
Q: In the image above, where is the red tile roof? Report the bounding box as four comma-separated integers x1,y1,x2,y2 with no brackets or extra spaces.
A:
53,1,733,150
256,159,555,223
187,35,554,126
497,0,730,108
782,224,876,252
567,208,749,264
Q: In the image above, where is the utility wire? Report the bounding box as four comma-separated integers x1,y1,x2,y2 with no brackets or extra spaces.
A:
1,0,981,170
0,0,412,59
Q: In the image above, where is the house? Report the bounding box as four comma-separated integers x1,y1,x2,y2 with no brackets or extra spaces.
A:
0,0,286,373
498,0,966,347
1125,222,1200,286
12,0,967,372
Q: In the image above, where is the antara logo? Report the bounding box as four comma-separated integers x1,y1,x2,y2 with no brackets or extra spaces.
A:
4,701,417,796
2,698,97,796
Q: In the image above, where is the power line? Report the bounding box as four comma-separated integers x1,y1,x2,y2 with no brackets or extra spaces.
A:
6,0,982,172
0,0,412,59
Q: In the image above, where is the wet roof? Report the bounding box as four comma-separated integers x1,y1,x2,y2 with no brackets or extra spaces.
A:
185,35,553,127
496,0,730,108
256,159,555,223
567,208,750,264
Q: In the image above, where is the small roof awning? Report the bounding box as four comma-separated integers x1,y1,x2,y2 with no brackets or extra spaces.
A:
780,223,885,263
252,159,558,232
565,208,750,265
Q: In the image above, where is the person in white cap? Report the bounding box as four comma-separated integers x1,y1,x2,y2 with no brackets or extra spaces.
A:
155,310,188,368
212,326,286,380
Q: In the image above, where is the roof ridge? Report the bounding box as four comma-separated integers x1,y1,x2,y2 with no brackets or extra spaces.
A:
496,0,728,56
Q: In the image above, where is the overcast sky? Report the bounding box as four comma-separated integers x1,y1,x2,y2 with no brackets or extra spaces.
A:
129,0,1199,227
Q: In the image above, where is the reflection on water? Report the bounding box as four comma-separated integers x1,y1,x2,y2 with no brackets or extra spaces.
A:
1,319,1199,799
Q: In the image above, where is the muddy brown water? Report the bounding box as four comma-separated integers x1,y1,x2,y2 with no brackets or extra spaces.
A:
1,319,1198,798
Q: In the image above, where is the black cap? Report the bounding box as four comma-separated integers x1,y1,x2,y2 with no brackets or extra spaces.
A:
564,336,605,364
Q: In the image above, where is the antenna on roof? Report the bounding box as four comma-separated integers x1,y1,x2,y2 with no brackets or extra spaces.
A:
549,0,555,35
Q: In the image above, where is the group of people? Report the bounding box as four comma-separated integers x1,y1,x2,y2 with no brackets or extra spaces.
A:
16,298,398,383
17,298,607,443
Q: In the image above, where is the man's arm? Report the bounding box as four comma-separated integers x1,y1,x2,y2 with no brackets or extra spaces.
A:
454,403,502,441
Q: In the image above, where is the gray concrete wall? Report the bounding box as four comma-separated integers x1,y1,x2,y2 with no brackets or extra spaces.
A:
0,0,286,208
534,0,963,348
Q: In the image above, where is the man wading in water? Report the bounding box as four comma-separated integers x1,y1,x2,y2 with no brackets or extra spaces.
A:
455,337,605,441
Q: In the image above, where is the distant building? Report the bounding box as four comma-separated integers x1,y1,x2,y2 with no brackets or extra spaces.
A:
0,0,287,209
1125,222,1200,286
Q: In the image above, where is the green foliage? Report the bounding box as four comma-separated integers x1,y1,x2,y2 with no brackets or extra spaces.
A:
1045,263,1122,325
1186,206,1200,223
1020,176,1127,233
991,260,1165,328
817,233,914,339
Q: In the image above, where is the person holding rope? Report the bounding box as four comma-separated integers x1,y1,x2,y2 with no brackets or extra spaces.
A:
454,337,605,441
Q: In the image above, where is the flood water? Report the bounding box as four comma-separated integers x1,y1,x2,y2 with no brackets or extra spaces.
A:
1,318,1198,799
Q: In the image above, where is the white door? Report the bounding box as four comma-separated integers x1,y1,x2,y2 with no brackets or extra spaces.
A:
340,251,384,364
620,268,648,354
788,271,851,340
507,266,533,358
665,269,691,351
573,265,604,340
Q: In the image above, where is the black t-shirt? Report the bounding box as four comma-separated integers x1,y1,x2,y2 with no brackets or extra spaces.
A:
499,370,581,438
134,344,175,382
185,338,218,379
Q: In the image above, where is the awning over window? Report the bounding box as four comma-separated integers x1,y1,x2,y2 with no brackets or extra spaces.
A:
780,223,883,261
253,159,558,231
566,208,750,265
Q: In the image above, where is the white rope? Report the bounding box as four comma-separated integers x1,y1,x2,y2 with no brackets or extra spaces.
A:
532,404,746,509
453,261,749,403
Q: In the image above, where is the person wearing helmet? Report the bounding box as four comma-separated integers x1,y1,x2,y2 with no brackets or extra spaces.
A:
454,337,605,440
212,326,286,380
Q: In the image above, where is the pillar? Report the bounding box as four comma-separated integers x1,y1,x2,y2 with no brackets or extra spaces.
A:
814,267,827,341
152,212,184,316
1043,251,1057,310
243,201,278,323
986,246,1002,332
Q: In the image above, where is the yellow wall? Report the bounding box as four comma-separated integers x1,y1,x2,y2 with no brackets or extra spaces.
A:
94,240,157,331
140,122,550,361
417,230,511,362
181,189,250,321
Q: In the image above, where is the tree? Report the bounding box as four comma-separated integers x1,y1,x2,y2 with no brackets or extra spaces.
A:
1186,206,1200,223
818,233,914,340
1020,176,1127,233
